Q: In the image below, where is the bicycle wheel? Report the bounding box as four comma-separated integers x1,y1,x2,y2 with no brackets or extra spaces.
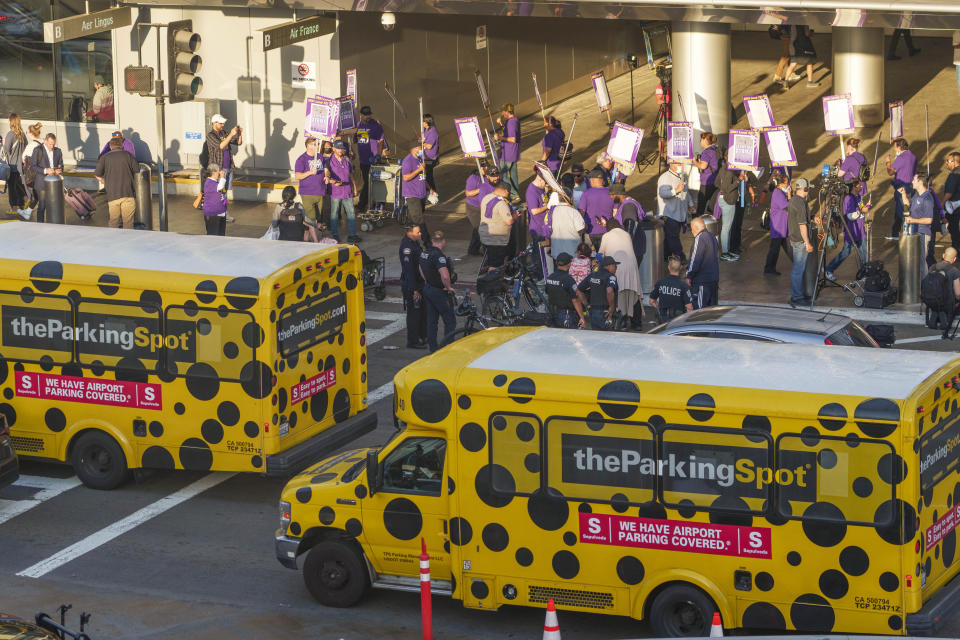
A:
482,296,510,324
522,280,547,312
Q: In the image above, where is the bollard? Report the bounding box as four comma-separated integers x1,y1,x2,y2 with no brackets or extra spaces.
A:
419,538,432,640
803,226,819,300
44,175,65,224
700,214,718,238
134,163,153,230
639,217,664,294
898,232,922,304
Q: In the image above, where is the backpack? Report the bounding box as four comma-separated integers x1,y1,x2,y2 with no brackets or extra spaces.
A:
199,140,210,172
858,162,871,182
23,145,42,186
921,269,953,330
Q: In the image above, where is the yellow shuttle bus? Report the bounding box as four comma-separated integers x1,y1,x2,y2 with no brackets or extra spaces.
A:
276,327,960,636
0,222,375,489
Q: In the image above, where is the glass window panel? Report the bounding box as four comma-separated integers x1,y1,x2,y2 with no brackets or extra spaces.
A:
76,299,161,371
0,290,73,364
0,0,57,120
56,0,114,123
381,437,446,496
165,306,254,381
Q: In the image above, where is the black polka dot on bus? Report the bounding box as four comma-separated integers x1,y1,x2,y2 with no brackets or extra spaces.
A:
874,499,917,545
742,415,771,443
61,362,81,378
196,318,212,336
562,531,576,546
924,556,933,577
288,522,301,536
493,374,507,387
817,448,838,469
39,355,53,372
742,602,785,630
345,518,362,537
342,358,350,375
507,377,536,404
201,419,223,445
610,493,629,513
310,391,328,422
217,401,240,426
459,423,486,452
90,361,105,377
482,523,509,551
447,477,455,494
296,283,305,299
383,497,423,540
878,452,907,485
527,487,569,531
323,354,335,372
185,363,220,401
225,277,259,310
458,395,471,410
844,432,860,448
345,274,358,290
221,341,239,360
596,380,640,419
790,593,834,632
879,571,899,591
854,397,899,438
4,389,14,400
30,261,63,293
19,286,35,304
942,531,956,566
637,502,667,520
242,322,264,348
0,355,7,385
296,487,312,503
251,455,262,468
149,421,163,438
277,388,288,413
44,408,66,432
516,421,535,442
410,379,452,423
787,550,802,566
551,550,579,579
332,388,351,423
174,402,186,415
818,569,848,599
319,506,335,525
195,280,217,303
470,580,488,600
179,438,213,471
708,495,753,527
802,502,846,546
183,300,199,317
524,453,540,474
475,464,514,508
139,289,162,312
616,556,644,585
97,273,120,295
515,547,533,567
115,357,148,384
142,446,174,470
839,546,869,575
800,426,820,446
676,499,696,519
686,393,715,422
449,517,472,545
240,361,272,399
755,571,774,591
817,402,847,431
311,473,336,484
586,412,605,431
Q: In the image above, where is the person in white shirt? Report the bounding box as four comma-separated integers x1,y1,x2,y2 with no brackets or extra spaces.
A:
546,189,585,258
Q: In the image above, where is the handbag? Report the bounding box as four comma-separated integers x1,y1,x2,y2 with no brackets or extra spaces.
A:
261,225,279,240
0,143,10,189
192,192,203,209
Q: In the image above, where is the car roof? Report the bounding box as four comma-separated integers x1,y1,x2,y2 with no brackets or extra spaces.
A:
663,305,851,335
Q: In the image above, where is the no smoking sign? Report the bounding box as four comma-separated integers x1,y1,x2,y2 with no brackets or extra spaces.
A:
291,61,316,90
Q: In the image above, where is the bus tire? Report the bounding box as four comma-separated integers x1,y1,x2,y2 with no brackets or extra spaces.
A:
71,431,130,490
303,541,369,607
649,584,716,638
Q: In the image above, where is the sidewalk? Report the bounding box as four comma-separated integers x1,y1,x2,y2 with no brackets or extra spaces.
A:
16,30,959,327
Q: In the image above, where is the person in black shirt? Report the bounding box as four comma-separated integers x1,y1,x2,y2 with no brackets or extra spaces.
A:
400,224,427,349
943,152,960,251
650,256,694,322
685,217,720,309
419,230,457,352
577,255,619,330
545,252,586,329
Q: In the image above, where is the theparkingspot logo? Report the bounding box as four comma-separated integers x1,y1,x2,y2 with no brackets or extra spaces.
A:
920,413,960,491
277,290,347,353
561,434,817,500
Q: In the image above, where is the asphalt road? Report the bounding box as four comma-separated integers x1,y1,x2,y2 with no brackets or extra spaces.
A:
2,296,960,639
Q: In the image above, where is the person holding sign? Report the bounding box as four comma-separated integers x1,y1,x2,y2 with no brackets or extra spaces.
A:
540,117,565,173
525,172,551,242
837,138,867,195
422,114,440,196
494,103,521,201
294,137,326,228
355,106,388,214
885,138,918,239
401,143,429,233
325,140,361,244
693,133,719,216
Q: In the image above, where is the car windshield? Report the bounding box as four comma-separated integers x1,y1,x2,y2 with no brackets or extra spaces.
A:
826,322,878,347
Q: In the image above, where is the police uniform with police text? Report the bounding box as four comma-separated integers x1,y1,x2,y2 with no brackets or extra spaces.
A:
545,269,580,328
419,246,456,351
400,235,426,347
577,270,618,330
650,274,693,322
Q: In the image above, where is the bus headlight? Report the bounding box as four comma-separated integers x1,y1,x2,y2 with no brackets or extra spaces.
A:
280,500,292,535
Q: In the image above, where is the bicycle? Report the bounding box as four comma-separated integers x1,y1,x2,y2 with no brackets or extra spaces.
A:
448,291,508,340
479,242,549,321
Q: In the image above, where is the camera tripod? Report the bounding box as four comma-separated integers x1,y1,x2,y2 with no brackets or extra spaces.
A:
809,205,870,309
638,101,670,174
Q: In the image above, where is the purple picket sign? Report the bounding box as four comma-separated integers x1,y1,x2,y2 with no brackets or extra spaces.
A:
743,94,775,129
761,125,798,167
666,121,694,163
727,129,760,171
822,94,855,135
605,121,644,166
454,116,487,159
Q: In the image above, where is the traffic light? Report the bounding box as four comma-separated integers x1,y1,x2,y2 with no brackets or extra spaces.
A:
167,19,202,103
123,65,154,95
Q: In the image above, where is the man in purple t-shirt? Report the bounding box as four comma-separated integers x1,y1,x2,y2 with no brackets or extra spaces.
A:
355,106,389,213
401,143,429,233
494,103,521,201
525,173,550,241
578,169,615,248
294,137,326,226
885,138,918,239
324,140,360,243
422,114,440,196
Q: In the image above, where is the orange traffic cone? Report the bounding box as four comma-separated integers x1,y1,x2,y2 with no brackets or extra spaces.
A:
710,611,723,637
542,597,561,640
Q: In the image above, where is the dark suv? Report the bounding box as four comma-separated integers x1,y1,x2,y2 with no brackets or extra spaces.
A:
649,305,879,346
0,414,20,490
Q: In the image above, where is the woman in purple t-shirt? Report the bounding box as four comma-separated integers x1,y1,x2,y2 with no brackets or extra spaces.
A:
421,114,440,196
836,137,868,196
693,132,719,216
763,173,791,275
540,117,565,173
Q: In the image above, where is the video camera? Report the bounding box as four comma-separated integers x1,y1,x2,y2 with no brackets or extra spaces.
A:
814,164,853,220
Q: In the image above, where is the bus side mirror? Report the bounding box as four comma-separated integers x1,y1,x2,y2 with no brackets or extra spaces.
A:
365,449,381,496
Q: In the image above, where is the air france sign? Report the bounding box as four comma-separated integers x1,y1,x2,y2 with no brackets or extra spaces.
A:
261,15,336,52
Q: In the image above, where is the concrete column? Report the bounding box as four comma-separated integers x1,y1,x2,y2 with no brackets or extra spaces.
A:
672,22,731,135
832,27,885,126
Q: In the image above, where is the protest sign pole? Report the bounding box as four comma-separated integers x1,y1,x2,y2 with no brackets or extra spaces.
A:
924,104,930,176
555,112,578,182
485,129,500,169
532,73,546,127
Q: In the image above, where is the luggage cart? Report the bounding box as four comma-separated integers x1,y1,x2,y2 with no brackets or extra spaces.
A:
358,163,399,231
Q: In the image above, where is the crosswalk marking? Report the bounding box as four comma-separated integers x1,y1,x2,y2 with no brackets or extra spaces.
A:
0,475,83,526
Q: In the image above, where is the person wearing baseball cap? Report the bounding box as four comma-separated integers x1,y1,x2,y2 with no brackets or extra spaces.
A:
578,169,614,248
545,252,586,329
577,255,619,330
787,177,814,306
325,139,361,243
205,113,241,195
355,106,388,213
493,103,521,201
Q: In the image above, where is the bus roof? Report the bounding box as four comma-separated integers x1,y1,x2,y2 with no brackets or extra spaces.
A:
0,222,334,279
465,328,955,400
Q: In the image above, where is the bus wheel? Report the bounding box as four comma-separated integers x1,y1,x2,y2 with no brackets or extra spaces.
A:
303,541,369,607
71,431,130,490
650,584,715,638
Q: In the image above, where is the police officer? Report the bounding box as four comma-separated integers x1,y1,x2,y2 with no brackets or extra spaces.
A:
650,256,694,322
400,224,427,349
577,256,619,330
545,253,586,328
419,230,457,352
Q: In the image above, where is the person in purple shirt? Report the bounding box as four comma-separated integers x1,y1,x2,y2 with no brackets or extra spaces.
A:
885,138,918,239
99,131,136,158
293,137,326,227
401,143,429,234
421,114,440,196
540,117,565,173
525,173,551,241
355,106,389,213
465,162,486,255
324,140,360,243
494,103,521,200
578,169,615,248
202,163,227,236
837,137,867,196
764,173,792,275
693,132,719,216
826,180,870,281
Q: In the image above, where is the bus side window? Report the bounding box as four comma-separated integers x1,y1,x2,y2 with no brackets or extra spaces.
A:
381,437,446,496
164,306,255,381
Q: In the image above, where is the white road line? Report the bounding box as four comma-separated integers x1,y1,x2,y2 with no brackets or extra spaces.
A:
367,319,406,345
365,310,404,321
0,476,82,526
896,335,949,344
17,472,235,579
366,381,394,406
